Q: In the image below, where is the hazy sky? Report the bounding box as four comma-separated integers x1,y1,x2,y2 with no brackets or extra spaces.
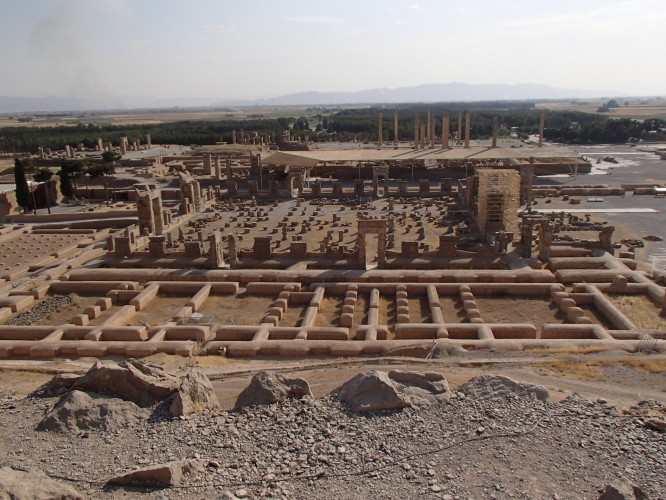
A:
1,0,664,102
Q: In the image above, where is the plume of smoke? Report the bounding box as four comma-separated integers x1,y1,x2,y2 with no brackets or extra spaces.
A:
27,0,124,107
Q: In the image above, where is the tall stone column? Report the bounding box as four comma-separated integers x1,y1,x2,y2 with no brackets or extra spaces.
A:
430,116,436,148
146,134,152,149
208,232,225,267
394,111,398,143
357,233,366,268
426,111,431,146
457,111,463,145
414,117,419,148
443,115,450,149
539,110,545,147
378,112,383,146
378,232,386,268
420,123,426,149
464,112,471,149
491,116,498,148
232,130,237,144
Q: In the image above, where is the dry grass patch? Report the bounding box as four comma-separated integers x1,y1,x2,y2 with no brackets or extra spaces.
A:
540,357,666,380
526,347,609,355
540,360,604,380
607,295,666,330
621,358,666,373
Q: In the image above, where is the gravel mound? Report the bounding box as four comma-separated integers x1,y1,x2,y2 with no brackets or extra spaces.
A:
4,293,74,326
457,374,550,402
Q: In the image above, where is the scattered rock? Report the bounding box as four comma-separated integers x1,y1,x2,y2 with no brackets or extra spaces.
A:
644,418,666,432
598,479,649,499
235,370,312,408
333,370,450,412
71,359,181,406
169,369,220,417
107,459,204,488
458,375,549,402
0,466,84,499
38,390,149,433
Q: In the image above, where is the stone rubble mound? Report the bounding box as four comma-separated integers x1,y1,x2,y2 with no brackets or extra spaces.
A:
38,390,150,433
333,370,450,412
457,374,550,402
37,360,219,432
235,370,312,408
0,466,84,499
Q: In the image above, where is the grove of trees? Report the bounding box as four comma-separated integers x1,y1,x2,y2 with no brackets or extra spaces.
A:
2,103,665,152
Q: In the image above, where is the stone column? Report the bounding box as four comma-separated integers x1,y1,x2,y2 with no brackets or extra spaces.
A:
226,156,232,181
378,231,386,268
539,110,545,147
491,116,498,148
208,232,225,267
203,154,213,175
431,115,436,148
146,134,152,149
394,111,398,143
443,115,450,149
520,158,535,207
457,111,463,145
232,130,237,144
420,123,426,149
120,136,128,154
227,234,238,267
414,117,419,148
426,111,431,146
464,112,471,149
357,233,366,268
152,194,164,235
378,112,383,146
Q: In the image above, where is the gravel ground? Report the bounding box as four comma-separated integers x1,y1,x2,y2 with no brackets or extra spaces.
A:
0,382,664,499
4,294,74,326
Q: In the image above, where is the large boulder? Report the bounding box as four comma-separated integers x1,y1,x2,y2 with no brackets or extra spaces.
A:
333,370,450,412
0,466,84,499
169,369,220,417
457,375,549,402
71,359,181,406
38,390,149,433
107,459,204,488
598,480,649,499
234,370,312,408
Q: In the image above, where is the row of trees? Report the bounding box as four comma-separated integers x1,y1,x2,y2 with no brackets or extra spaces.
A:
3,106,664,153
12,151,119,213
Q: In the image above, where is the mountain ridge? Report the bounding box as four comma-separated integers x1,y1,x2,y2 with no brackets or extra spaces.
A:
0,82,626,113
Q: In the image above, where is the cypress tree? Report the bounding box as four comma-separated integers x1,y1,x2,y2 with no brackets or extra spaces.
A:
13,158,32,213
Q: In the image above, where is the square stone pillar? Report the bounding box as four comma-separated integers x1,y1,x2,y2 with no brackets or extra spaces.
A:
208,232,225,267
148,236,167,258
438,234,457,257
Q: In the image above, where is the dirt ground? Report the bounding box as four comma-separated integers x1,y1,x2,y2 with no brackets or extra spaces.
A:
1,350,663,411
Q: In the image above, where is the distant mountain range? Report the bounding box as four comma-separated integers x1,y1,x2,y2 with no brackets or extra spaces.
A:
0,82,625,114
215,82,625,107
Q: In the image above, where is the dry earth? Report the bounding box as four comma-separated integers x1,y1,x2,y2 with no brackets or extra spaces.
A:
0,352,664,499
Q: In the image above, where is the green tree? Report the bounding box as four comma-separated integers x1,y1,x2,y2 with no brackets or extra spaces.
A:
58,160,84,198
13,158,33,214
88,163,115,205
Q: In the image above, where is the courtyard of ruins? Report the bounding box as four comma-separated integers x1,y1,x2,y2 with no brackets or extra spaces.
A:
0,112,665,361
